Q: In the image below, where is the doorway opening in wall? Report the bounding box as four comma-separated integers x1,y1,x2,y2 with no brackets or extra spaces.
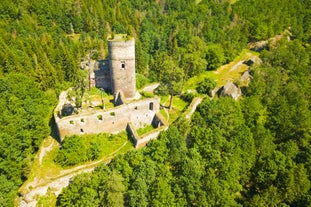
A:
80,128,84,133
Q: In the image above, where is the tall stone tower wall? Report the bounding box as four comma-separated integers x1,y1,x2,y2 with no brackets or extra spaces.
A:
108,38,136,99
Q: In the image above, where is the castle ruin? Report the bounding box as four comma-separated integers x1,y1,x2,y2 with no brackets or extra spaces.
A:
55,35,167,147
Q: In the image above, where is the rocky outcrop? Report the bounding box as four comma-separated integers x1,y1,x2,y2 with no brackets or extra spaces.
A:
218,82,241,100
240,70,252,85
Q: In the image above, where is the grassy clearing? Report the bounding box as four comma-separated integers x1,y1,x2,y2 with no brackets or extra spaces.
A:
82,88,115,110
19,137,62,194
136,125,156,136
183,49,259,92
168,96,189,124
19,132,134,195
158,94,189,124
160,109,169,121
55,132,133,167
94,132,133,158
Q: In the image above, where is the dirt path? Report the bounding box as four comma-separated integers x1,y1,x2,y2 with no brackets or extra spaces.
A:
38,142,54,165
20,141,129,207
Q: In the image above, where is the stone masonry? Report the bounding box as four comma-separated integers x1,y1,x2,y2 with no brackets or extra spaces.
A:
56,97,161,140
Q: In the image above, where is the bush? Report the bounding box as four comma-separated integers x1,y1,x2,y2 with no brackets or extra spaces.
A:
181,91,196,102
136,73,150,89
141,91,154,98
196,77,216,96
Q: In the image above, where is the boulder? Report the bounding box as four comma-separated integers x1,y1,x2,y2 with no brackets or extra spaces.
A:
240,70,252,85
218,82,241,100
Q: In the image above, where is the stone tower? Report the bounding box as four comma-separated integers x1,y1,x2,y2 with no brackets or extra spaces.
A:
108,36,136,100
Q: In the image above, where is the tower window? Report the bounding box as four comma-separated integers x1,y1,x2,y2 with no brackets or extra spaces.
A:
121,61,126,70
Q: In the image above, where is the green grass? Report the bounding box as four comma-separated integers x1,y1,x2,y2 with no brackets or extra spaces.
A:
82,88,115,110
95,132,132,158
158,95,189,124
136,125,156,136
56,132,132,167
160,109,169,122
140,91,154,98
169,96,189,124
172,96,189,111
19,132,134,195
88,87,102,95
183,49,259,92
19,137,62,194
36,188,57,207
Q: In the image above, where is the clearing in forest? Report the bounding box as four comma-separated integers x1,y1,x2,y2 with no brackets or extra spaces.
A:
183,49,259,91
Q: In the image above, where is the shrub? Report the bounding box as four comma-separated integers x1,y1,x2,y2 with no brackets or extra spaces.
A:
196,77,216,96
136,73,150,89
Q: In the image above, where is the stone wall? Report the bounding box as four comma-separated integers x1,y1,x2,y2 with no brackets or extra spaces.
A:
126,112,168,148
55,97,161,140
135,125,168,148
94,60,111,91
126,123,139,146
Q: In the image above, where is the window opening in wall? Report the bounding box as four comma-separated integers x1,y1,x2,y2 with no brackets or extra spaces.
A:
121,61,126,70
134,106,138,110
97,114,103,121
149,102,154,111
80,128,84,133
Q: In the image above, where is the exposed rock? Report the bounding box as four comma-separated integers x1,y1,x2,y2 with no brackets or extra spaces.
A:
240,70,252,85
243,56,262,66
211,86,221,98
218,82,241,100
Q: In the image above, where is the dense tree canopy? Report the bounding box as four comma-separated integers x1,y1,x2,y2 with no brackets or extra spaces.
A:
57,34,311,207
0,0,311,206
0,74,54,206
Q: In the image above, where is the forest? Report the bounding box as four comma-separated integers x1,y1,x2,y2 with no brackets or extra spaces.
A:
0,0,310,206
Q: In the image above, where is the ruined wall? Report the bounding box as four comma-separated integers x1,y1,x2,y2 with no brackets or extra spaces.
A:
56,97,160,140
94,60,111,91
135,125,168,148
108,39,136,99
126,114,168,148
126,123,139,146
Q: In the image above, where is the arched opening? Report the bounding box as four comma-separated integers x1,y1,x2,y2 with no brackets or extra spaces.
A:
121,62,125,70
